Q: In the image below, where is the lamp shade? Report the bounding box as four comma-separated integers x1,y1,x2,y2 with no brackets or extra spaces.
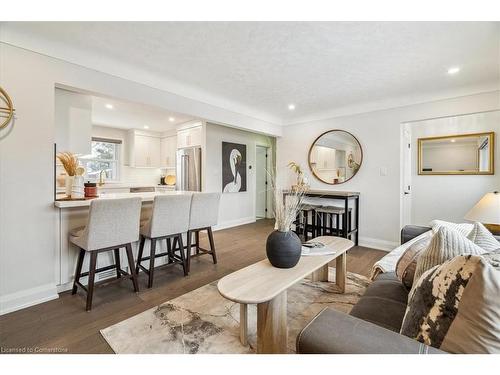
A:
465,191,500,224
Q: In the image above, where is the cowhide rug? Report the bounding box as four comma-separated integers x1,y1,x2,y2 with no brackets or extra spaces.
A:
100,268,369,354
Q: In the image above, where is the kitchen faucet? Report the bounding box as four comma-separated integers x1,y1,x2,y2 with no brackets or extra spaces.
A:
98,170,106,186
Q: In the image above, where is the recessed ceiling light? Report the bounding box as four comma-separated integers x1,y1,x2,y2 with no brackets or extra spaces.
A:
450,139,456,143
288,104,296,111
168,117,175,122
105,103,114,110
143,125,149,129
447,67,460,75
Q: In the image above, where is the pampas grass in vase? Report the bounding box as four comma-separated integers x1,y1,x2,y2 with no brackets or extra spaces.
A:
57,152,78,197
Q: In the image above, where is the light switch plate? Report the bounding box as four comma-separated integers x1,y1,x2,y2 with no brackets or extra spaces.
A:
380,167,388,176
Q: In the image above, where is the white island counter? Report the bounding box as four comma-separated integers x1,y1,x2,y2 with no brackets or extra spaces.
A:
54,191,192,292
54,190,189,208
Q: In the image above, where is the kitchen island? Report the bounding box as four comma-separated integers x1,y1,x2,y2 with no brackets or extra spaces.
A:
54,191,191,292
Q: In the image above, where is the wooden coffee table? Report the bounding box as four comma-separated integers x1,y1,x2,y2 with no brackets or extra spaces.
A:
217,236,354,354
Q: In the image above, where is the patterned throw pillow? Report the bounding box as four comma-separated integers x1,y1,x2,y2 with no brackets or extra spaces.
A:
430,219,473,236
400,251,500,353
413,227,486,284
395,236,431,290
467,222,500,252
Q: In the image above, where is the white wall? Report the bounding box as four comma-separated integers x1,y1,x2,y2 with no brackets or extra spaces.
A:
205,122,275,229
409,110,500,225
0,43,279,315
277,91,500,251
92,125,162,185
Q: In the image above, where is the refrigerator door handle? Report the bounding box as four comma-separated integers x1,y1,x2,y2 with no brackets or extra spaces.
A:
183,155,189,190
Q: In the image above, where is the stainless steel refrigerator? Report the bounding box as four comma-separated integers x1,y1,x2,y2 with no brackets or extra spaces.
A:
176,147,202,191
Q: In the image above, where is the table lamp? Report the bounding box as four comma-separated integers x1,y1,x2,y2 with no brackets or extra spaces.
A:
465,191,500,234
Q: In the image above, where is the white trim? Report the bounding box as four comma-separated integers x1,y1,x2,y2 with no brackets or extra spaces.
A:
213,217,256,231
358,236,398,252
0,283,58,315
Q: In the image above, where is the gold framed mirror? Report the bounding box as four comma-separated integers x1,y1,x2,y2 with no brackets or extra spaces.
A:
418,132,495,175
308,130,363,185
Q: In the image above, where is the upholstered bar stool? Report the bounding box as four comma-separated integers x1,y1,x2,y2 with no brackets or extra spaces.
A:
315,206,352,237
186,192,221,272
294,204,321,241
70,197,142,311
135,194,193,288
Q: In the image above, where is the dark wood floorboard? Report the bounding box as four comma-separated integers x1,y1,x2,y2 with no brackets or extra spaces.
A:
0,219,385,354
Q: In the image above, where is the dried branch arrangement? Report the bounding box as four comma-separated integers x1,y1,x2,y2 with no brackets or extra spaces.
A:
268,171,306,232
57,152,78,176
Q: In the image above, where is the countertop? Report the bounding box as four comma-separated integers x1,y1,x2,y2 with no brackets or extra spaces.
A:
54,191,190,208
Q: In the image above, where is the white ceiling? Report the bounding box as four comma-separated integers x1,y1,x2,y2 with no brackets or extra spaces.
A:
2,22,499,125
91,95,194,132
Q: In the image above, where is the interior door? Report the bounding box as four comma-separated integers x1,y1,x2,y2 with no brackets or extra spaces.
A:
256,146,268,218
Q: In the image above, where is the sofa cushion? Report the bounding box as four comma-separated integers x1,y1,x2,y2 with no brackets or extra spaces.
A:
413,227,486,285
396,236,431,290
467,222,500,252
400,251,500,353
349,272,408,332
429,219,473,236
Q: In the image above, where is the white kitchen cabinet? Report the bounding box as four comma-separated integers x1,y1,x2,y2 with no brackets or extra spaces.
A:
311,146,336,170
177,126,202,148
127,130,161,168
160,135,177,168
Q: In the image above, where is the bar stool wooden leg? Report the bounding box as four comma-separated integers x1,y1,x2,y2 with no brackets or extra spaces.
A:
72,248,85,295
113,248,121,279
207,227,217,264
195,231,200,254
335,213,340,236
135,236,145,275
86,251,98,311
329,214,333,235
166,237,173,264
125,243,139,293
177,234,188,276
186,230,193,273
147,239,157,288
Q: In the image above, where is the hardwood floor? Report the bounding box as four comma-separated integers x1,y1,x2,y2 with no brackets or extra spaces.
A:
0,219,385,354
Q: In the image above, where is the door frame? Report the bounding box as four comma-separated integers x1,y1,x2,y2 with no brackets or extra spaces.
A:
255,144,271,219
400,122,412,229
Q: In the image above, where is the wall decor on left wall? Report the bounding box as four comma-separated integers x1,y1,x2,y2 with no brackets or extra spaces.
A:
0,86,16,133
222,141,247,192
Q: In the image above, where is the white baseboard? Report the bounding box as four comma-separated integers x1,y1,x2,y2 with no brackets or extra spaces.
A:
359,236,398,252
213,217,256,231
0,283,58,316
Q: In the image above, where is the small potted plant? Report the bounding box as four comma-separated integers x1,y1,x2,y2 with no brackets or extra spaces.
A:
287,161,309,190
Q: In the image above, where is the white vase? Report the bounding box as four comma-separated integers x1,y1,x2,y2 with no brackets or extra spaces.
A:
71,176,85,199
65,175,74,197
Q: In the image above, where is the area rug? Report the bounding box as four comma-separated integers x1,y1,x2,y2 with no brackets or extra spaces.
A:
100,268,370,354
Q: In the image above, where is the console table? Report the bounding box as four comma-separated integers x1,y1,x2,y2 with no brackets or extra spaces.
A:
284,189,360,245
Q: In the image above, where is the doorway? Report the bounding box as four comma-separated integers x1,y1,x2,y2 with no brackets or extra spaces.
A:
255,145,269,219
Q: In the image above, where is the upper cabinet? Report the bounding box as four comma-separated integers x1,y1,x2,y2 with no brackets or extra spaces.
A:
177,125,202,149
54,89,92,155
160,135,177,168
126,130,161,168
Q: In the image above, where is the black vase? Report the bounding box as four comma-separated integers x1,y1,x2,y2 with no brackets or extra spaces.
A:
266,230,302,268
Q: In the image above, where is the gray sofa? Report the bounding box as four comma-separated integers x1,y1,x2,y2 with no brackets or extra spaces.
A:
296,225,500,354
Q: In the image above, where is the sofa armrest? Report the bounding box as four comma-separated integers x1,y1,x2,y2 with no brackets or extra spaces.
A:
296,308,444,354
401,225,431,245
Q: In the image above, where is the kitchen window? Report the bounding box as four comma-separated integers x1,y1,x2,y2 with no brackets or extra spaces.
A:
80,138,121,181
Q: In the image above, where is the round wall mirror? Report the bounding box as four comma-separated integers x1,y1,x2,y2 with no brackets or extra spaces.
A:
308,130,363,185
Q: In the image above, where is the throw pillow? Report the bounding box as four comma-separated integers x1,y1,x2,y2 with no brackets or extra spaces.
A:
467,222,500,252
430,219,473,236
395,236,431,290
413,226,486,284
400,251,500,353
